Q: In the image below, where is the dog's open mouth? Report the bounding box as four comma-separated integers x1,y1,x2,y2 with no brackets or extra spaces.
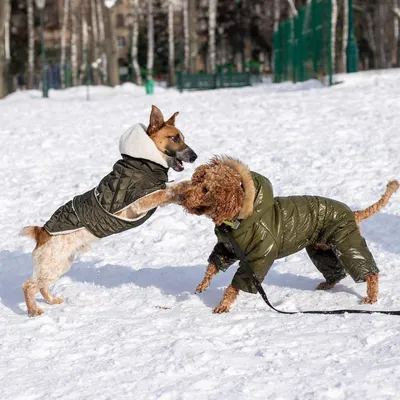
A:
173,158,184,172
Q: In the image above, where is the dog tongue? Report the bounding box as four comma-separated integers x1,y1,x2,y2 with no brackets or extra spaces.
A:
176,160,184,171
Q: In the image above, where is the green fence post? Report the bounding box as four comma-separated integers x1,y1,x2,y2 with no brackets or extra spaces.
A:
346,0,359,72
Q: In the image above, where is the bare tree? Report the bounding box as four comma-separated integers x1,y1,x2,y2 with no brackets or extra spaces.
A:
4,0,11,92
90,0,99,67
189,0,197,73
286,0,297,17
96,0,107,84
392,0,399,66
71,0,79,85
168,1,175,85
27,0,35,89
130,0,142,84
274,0,280,32
378,2,387,68
331,0,338,73
183,0,189,72
147,0,154,80
207,0,218,73
60,0,70,88
104,2,119,86
0,0,6,98
340,0,348,72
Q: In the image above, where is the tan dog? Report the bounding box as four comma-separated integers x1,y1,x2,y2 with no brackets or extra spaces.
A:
163,158,398,313
20,106,196,317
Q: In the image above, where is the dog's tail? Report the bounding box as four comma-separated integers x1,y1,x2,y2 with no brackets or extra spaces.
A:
354,180,399,225
20,226,50,247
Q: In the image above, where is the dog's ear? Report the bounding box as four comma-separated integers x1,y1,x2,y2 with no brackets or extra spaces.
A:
147,105,165,136
165,111,179,126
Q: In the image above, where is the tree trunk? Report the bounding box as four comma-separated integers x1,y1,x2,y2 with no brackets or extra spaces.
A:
189,0,198,73
60,0,70,88
104,4,119,86
90,0,99,79
0,0,6,98
96,0,107,84
340,0,348,72
331,0,338,74
207,0,217,74
71,0,79,86
168,1,175,86
5,0,11,93
274,0,280,32
378,2,387,68
146,0,154,80
183,0,189,73
366,11,377,68
27,0,34,89
129,0,141,84
392,0,399,66
82,2,89,85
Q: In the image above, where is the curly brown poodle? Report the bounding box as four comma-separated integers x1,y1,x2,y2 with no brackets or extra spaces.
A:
177,157,398,313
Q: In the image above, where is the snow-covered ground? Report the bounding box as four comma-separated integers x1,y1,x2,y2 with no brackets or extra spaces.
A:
1,70,400,400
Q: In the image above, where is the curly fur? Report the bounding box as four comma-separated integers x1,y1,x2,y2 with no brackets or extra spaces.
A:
181,157,246,225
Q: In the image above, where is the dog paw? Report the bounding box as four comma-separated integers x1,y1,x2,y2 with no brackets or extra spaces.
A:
28,307,44,317
49,297,64,305
195,283,207,294
213,304,230,313
316,281,336,290
362,296,377,304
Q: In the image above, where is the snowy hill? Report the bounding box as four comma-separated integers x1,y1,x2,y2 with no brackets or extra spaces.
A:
1,71,400,399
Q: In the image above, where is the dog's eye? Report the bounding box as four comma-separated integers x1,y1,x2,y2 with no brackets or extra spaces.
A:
169,136,179,142
203,187,209,194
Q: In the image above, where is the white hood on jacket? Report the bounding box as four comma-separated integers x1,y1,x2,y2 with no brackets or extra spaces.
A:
119,123,168,168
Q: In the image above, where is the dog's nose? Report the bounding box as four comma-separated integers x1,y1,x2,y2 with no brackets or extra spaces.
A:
188,150,198,163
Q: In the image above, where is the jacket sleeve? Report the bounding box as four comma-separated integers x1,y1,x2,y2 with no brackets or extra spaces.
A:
208,242,238,272
232,234,278,294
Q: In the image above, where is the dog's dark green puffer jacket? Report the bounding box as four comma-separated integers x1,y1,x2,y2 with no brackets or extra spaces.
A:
208,172,379,294
44,124,170,238
44,156,168,238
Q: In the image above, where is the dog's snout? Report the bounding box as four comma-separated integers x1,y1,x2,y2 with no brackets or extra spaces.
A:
188,150,198,163
179,147,198,163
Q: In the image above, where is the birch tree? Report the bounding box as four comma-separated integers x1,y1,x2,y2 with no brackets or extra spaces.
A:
71,0,79,85
183,0,189,72
130,0,142,84
168,1,175,86
147,0,154,80
207,0,217,74
90,0,99,68
27,0,35,89
4,0,10,93
60,0,70,88
0,0,6,98
331,0,338,74
96,0,107,84
340,0,348,72
189,0,197,73
274,0,280,32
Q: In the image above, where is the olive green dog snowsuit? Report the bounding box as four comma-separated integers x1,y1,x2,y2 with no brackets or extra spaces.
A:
208,172,379,293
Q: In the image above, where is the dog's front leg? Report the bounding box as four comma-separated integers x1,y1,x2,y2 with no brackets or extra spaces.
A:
213,284,239,313
117,181,190,219
195,264,218,293
362,273,379,304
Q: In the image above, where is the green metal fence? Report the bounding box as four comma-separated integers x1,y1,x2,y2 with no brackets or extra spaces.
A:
176,71,256,92
274,0,333,85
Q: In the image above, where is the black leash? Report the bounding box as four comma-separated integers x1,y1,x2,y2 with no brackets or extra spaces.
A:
223,226,400,316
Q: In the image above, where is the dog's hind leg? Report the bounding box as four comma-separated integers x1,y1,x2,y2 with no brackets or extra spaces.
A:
40,287,64,305
22,279,43,317
306,245,347,290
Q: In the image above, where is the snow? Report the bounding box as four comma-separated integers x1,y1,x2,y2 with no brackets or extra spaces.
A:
1,70,400,399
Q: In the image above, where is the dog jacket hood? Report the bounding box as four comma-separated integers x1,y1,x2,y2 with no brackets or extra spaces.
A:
44,124,169,238
208,160,379,294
